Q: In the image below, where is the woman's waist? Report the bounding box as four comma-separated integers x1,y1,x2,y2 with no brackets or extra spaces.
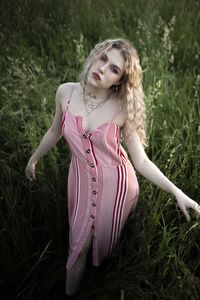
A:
70,153,131,169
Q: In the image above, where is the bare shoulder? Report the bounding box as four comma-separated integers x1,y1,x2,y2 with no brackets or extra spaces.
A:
56,82,79,111
57,82,79,98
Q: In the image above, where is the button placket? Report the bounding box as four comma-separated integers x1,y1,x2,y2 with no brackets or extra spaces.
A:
82,133,98,221
91,166,97,220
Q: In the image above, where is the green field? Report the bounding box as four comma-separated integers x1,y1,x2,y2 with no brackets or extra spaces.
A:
0,0,200,299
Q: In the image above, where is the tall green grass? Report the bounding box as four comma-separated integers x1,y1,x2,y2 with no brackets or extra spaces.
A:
0,0,200,299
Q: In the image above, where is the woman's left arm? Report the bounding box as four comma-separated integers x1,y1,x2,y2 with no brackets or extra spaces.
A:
123,128,200,222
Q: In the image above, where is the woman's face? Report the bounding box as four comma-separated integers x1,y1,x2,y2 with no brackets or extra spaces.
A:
87,47,125,89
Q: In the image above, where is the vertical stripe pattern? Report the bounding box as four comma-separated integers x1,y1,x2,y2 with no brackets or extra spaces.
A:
62,94,139,271
108,164,128,255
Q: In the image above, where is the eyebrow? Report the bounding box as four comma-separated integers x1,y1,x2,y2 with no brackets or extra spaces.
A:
103,52,122,72
112,64,121,72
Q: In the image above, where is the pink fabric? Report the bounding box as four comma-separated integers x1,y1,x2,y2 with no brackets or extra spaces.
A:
62,91,139,271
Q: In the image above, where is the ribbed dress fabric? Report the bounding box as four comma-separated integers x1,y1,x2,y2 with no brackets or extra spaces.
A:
62,90,139,271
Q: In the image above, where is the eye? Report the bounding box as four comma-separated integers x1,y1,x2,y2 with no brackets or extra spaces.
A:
100,54,107,62
111,66,119,74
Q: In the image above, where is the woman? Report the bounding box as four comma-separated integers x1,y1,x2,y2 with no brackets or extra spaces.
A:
25,38,200,295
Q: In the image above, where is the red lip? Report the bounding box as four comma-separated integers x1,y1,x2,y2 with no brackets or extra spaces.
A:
92,72,101,80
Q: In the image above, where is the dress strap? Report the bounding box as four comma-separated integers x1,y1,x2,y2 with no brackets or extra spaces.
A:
66,85,75,111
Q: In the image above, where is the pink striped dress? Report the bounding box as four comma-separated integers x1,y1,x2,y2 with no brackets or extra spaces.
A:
62,89,139,271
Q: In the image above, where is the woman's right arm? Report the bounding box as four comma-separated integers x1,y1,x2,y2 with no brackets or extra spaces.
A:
25,83,68,181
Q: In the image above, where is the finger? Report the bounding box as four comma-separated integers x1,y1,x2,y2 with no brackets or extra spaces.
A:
28,173,33,181
26,171,33,181
25,172,31,180
193,203,200,219
27,175,33,181
25,172,30,180
25,168,31,179
181,207,190,222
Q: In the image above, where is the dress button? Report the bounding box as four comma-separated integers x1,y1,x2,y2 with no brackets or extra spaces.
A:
93,191,97,195
92,224,95,228
86,148,90,153
83,133,87,138
90,163,95,168
92,203,96,207
92,177,96,182
91,215,95,219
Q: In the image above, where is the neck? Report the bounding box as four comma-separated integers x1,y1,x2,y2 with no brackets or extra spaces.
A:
83,83,111,100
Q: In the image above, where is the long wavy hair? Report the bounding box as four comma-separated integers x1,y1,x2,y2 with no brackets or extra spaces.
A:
79,38,147,147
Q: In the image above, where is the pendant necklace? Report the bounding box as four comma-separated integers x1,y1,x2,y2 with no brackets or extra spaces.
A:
83,86,112,116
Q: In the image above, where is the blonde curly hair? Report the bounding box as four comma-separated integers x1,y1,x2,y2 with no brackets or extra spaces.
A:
79,38,147,147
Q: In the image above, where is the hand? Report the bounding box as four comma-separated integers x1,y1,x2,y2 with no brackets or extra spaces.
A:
175,189,200,222
25,160,37,181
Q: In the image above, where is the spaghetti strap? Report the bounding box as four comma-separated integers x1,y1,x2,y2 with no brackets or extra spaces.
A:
65,85,75,112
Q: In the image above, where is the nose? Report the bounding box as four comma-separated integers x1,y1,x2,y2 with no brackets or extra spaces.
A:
98,63,107,74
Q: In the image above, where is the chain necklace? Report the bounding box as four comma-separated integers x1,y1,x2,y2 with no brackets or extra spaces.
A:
83,86,112,116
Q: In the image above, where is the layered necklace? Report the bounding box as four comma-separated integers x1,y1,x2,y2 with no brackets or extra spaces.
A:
83,85,112,116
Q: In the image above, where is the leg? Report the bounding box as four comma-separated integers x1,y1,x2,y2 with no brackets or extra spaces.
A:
66,231,93,295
